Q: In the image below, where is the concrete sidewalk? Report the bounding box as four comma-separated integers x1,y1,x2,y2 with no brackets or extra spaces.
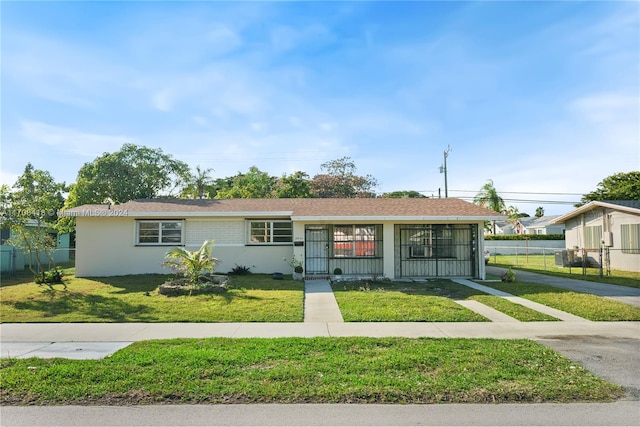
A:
2,321,639,359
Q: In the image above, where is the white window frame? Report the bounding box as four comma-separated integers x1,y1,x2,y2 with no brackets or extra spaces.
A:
248,220,293,245
136,220,184,246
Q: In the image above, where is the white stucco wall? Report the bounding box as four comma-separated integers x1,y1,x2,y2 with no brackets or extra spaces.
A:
76,216,489,278
75,216,296,277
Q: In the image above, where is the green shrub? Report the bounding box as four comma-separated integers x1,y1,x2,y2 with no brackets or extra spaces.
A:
230,265,252,275
34,268,63,285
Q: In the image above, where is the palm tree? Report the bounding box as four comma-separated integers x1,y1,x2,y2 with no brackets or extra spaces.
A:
183,166,214,199
474,179,506,234
162,240,218,285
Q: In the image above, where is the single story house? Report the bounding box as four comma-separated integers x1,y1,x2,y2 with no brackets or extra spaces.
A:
550,201,640,272
489,216,564,235
62,198,504,280
518,216,565,235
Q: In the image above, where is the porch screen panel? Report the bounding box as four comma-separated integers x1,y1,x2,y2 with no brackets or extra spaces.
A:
328,224,383,276
398,224,473,277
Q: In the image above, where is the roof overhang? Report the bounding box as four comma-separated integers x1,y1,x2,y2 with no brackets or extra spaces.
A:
550,201,640,224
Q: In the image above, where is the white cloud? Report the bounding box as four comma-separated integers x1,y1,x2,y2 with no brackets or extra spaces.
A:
270,24,334,52
152,89,175,112
20,121,132,157
204,25,243,54
0,171,19,187
569,93,639,123
3,32,130,107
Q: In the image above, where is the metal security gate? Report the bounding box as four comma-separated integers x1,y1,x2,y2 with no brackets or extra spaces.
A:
396,224,476,278
305,226,329,275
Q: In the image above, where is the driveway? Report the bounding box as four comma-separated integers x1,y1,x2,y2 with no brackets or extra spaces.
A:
485,266,640,307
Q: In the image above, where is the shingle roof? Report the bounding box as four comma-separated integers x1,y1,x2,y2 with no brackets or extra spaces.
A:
550,200,640,224
605,200,640,209
63,198,504,219
525,215,562,228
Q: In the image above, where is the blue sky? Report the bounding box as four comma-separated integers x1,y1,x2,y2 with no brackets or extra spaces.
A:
1,1,638,215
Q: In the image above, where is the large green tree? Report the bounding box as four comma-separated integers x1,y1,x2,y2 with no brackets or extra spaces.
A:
380,190,427,198
66,144,190,207
273,171,313,198
578,171,640,206
3,164,66,275
310,157,378,198
215,167,276,199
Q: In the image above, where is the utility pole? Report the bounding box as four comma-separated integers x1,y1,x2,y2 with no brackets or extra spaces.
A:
439,146,451,198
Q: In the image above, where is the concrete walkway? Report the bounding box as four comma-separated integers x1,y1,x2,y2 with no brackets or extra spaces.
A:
452,278,591,322
303,280,343,323
486,266,640,307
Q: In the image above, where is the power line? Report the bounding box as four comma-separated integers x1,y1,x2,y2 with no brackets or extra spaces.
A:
449,189,584,196
405,189,584,197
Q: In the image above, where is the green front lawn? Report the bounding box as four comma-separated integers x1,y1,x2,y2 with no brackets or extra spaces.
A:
332,280,489,322
0,270,303,323
483,281,640,321
0,337,622,405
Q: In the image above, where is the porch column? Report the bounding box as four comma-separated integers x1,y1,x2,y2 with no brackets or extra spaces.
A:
382,223,395,279
478,222,486,280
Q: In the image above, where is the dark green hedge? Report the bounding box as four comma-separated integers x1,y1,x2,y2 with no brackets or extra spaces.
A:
484,234,565,241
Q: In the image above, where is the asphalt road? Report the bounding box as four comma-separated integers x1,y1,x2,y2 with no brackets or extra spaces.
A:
537,335,640,400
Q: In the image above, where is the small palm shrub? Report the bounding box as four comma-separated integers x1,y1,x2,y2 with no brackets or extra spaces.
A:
162,240,219,285
501,267,516,283
230,265,252,275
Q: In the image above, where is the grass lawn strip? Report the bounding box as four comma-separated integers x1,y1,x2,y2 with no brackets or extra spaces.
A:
483,282,640,321
0,337,622,405
332,280,488,322
0,271,304,323
467,295,558,321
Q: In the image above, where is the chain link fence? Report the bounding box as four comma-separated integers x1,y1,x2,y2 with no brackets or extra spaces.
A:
484,245,622,277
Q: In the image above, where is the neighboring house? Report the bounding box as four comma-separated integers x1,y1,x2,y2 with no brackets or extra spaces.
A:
489,216,564,235
63,198,504,280
0,221,72,274
550,201,640,272
488,220,513,235
518,216,565,235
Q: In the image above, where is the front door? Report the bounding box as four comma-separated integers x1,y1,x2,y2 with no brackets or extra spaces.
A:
305,226,329,275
